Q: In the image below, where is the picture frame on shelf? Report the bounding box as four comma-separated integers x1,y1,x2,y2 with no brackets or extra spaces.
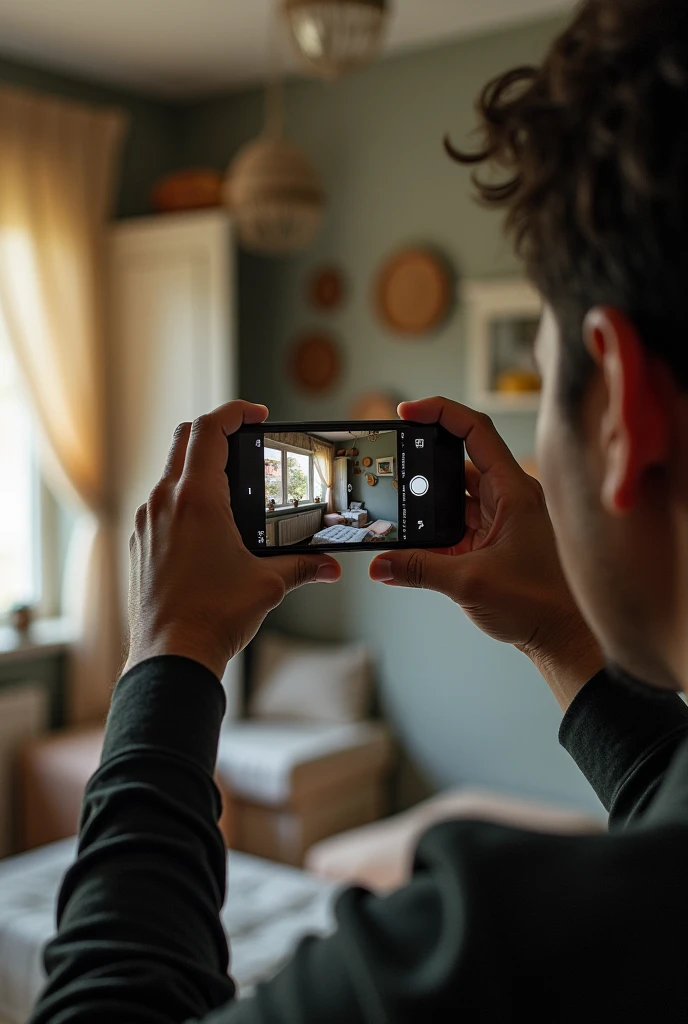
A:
464,279,543,412
376,457,395,477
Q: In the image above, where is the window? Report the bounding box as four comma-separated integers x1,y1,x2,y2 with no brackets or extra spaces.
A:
0,332,40,615
264,444,323,507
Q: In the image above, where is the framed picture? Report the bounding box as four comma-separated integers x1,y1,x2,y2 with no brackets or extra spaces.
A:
376,457,395,477
464,279,543,412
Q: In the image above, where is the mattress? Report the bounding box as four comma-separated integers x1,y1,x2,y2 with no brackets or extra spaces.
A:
311,524,371,544
0,839,338,1024
217,722,384,805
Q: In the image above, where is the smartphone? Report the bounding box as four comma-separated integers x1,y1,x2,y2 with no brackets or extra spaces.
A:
226,420,465,555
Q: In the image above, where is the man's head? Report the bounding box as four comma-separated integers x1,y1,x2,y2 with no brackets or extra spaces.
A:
453,0,688,689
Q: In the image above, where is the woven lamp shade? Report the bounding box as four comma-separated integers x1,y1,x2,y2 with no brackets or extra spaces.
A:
283,0,389,80
225,136,325,255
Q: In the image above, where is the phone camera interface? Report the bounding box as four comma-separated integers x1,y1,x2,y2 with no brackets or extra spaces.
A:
236,428,435,549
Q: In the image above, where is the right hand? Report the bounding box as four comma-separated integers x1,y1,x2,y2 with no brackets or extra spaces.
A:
370,397,603,707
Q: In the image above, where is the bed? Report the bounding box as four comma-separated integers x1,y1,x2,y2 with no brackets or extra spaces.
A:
0,839,338,1024
311,524,372,544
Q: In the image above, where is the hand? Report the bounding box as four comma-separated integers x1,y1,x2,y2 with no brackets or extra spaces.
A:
369,397,603,710
124,401,342,681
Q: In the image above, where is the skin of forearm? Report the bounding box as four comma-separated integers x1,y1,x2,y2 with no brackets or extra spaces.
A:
519,605,605,714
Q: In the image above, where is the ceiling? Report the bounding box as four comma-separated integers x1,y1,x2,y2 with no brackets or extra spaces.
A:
0,0,570,101
311,430,396,441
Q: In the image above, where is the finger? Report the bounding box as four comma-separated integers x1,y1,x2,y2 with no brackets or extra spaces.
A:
398,397,518,475
465,460,481,498
369,548,475,602
183,400,269,480
269,554,342,593
466,495,481,532
161,422,192,483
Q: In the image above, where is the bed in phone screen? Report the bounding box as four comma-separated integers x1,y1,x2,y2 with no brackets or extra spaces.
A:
257,429,404,547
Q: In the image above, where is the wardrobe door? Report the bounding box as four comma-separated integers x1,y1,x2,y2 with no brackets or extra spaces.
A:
109,210,241,714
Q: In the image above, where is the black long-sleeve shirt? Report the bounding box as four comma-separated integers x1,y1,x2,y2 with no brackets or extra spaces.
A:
28,657,688,1023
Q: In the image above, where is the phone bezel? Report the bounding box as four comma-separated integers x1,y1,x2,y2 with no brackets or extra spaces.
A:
226,420,465,556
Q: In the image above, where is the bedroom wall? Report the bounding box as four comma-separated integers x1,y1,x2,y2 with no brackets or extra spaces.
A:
350,435,399,525
178,13,604,815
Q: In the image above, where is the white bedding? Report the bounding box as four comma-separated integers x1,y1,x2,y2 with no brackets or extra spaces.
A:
217,723,380,805
0,839,338,1024
311,524,371,544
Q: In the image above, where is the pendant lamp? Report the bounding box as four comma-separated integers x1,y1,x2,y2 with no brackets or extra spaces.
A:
283,0,389,80
224,62,325,255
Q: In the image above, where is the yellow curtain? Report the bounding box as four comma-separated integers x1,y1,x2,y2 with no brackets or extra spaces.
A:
0,86,127,722
313,443,335,514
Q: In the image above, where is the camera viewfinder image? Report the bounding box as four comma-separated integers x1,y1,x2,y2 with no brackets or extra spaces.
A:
263,430,399,546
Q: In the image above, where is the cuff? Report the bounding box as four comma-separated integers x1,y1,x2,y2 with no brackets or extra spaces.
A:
559,669,688,810
101,655,227,777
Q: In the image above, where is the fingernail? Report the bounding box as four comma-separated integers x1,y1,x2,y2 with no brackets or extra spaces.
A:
370,559,394,582
316,565,340,583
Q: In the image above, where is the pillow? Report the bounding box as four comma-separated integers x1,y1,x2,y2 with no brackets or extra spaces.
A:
350,501,363,511
249,632,373,724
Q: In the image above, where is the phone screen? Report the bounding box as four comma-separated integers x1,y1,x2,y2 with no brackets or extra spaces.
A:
227,421,464,554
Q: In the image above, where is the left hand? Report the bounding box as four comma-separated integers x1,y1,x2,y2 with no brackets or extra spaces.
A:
124,400,342,681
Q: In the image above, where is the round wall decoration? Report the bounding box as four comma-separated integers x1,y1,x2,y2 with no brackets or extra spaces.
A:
289,332,341,393
308,265,346,311
365,473,377,486
350,390,400,420
376,246,453,337
362,456,373,468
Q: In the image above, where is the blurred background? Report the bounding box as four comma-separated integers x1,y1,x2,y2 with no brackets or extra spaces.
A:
0,0,604,876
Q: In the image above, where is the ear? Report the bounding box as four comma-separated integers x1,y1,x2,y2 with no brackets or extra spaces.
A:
583,306,670,515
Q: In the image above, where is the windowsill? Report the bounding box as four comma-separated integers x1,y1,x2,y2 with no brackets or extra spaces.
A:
266,503,323,518
0,616,77,666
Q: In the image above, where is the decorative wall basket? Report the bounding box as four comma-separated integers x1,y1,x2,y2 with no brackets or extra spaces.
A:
283,0,390,80
290,331,342,393
309,265,346,310
349,390,400,420
365,473,377,486
376,246,453,337
226,136,325,255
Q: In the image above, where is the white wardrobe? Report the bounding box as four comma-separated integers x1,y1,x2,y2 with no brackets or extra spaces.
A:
108,209,241,714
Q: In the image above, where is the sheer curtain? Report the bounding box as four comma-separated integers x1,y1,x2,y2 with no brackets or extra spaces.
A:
313,443,335,513
0,86,127,722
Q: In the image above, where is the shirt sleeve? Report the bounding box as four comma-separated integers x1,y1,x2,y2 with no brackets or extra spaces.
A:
559,669,688,827
28,656,235,1024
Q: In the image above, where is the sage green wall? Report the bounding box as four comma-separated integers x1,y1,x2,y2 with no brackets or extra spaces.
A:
181,15,603,814
350,436,398,525
0,53,180,217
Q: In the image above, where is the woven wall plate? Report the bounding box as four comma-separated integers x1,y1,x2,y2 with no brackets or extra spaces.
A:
308,265,346,311
366,473,377,486
362,456,373,468
289,331,341,393
376,246,452,337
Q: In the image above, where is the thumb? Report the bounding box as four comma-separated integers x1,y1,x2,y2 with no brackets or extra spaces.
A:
369,549,473,602
269,554,342,594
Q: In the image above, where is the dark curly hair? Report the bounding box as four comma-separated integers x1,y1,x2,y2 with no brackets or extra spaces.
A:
449,0,688,414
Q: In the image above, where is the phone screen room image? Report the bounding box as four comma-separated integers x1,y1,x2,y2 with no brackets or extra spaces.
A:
262,430,401,547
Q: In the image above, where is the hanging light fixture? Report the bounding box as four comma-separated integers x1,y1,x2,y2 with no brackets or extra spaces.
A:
224,9,325,255
225,133,324,255
283,0,390,80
